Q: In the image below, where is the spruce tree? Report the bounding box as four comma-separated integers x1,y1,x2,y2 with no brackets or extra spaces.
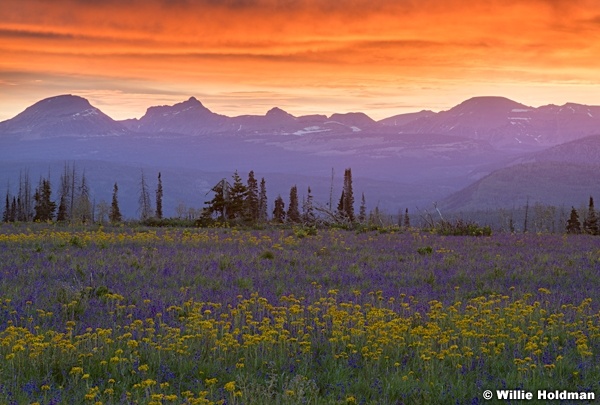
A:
57,163,71,221
75,172,92,224
10,197,17,222
138,170,153,221
584,196,599,235
337,190,346,219
258,178,268,222
245,171,259,222
566,207,581,234
110,183,122,223
228,171,247,221
343,168,355,222
302,186,315,225
203,178,232,222
3,191,9,223
33,178,56,222
156,172,163,220
404,208,410,228
358,192,366,223
287,185,300,223
273,195,286,223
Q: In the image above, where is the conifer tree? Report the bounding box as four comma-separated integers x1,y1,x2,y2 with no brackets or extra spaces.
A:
583,196,599,235
337,190,346,219
245,171,259,222
404,208,410,228
228,171,247,221
75,172,92,223
33,178,56,222
258,178,268,222
343,168,355,222
16,170,33,221
203,178,231,222
110,183,122,223
156,172,163,220
358,192,367,223
3,191,9,223
287,185,300,223
302,186,315,224
10,197,16,222
56,163,71,221
273,195,286,223
566,207,581,234
138,170,153,221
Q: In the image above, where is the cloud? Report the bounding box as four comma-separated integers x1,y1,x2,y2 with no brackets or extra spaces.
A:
1,0,599,121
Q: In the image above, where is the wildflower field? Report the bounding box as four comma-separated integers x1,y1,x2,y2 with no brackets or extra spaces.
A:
0,225,599,404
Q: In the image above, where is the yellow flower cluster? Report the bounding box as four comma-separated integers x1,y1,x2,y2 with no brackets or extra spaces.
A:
1,289,598,403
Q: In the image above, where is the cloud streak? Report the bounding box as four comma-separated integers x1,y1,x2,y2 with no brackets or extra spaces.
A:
1,0,599,121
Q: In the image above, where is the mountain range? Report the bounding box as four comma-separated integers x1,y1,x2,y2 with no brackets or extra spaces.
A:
1,94,599,219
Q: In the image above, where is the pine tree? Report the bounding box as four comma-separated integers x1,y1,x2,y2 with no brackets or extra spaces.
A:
203,178,230,221
138,170,153,221
287,185,300,223
156,172,163,220
258,178,268,222
3,190,9,223
75,172,92,223
9,197,16,222
566,207,581,234
404,208,410,228
343,168,355,222
302,186,315,225
337,190,345,219
33,178,56,222
110,183,122,223
228,171,247,221
16,170,33,221
273,195,286,223
56,163,71,221
583,196,599,235
245,171,259,222
358,192,366,223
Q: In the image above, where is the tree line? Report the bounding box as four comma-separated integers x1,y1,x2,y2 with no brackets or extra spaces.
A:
3,165,396,227
2,164,125,224
199,168,379,227
4,163,596,234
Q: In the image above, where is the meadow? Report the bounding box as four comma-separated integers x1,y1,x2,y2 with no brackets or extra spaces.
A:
0,224,599,404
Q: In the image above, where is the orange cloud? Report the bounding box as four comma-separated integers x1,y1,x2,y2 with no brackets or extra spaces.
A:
1,0,599,121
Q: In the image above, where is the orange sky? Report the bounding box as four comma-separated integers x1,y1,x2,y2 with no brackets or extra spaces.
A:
1,0,600,121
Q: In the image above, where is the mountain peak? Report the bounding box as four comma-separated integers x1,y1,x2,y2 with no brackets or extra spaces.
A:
453,96,528,112
0,94,125,139
185,96,201,104
35,94,93,111
265,107,295,120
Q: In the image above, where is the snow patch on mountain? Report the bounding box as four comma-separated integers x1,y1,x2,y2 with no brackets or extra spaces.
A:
292,126,331,136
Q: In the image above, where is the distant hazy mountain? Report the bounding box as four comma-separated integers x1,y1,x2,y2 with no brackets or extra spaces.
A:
379,110,436,127
0,95,128,140
120,96,234,135
395,96,600,149
513,135,600,166
2,94,599,217
441,161,600,211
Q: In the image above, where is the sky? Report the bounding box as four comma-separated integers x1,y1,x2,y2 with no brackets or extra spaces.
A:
1,0,600,122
